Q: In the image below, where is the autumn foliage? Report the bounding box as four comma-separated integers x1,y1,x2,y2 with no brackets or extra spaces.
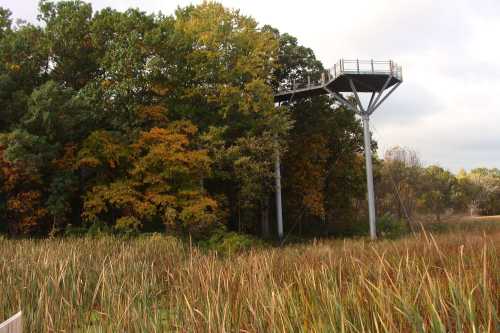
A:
0,1,367,238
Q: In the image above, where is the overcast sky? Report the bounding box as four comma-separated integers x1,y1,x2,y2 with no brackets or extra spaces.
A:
2,0,500,172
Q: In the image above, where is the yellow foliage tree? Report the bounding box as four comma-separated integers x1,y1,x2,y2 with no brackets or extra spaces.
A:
81,121,219,236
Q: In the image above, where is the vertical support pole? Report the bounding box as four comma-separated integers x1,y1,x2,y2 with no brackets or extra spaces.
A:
362,114,377,240
275,140,284,240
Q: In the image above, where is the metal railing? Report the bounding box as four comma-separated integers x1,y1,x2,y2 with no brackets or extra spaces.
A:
329,59,403,81
277,59,403,94
0,312,22,333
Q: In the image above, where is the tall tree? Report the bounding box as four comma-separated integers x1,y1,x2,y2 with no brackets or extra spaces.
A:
0,1,377,238
38,0,98,89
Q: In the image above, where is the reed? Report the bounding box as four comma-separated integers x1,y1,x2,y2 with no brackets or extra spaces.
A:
1,226,499,332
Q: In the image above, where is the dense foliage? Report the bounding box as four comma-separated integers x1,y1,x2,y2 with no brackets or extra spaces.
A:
1,2,496,239
376,146,500,226
0,1,368,238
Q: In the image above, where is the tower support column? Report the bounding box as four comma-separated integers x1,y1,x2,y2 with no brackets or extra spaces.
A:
362,114,377,240
275,145,284,240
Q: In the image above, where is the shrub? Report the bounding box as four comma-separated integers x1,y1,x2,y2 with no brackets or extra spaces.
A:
63,224,88,237
85,220,112,237
199,227,265,255
377,213,409,238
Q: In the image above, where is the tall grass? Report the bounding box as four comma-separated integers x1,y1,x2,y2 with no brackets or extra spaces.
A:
1,226,499,332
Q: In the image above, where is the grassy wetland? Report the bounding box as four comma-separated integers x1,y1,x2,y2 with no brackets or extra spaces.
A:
1,222,499,332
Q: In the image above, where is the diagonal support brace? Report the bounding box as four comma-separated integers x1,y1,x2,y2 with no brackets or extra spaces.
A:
348,79,365,113
367,75,393,114
369,82,401,115
323,86,359,114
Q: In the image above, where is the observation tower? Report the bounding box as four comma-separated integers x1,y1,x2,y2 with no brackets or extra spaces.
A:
274,59,403,240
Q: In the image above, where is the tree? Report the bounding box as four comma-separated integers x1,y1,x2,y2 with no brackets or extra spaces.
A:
82,121,218,237
38,0,98,89
418,165,456,221
269,28,366,236
460,168,500,216
0,18,48,131
0,7,12,39
0,143,47,235
0,1,387,239
377,146,421,229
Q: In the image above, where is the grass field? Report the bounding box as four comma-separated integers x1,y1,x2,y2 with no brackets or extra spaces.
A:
1,221,499,332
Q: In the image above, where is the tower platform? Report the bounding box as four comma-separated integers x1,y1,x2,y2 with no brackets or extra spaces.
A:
275,59,402,102
272,59,403,240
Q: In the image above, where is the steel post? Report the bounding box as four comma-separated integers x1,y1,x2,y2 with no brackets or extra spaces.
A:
275,144,284,239
362,114,377,240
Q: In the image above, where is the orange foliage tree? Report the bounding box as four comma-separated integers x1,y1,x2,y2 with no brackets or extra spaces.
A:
81,121,219,236
0,145,47,234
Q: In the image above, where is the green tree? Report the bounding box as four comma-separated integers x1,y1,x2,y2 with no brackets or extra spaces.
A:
38,0,98,89
0,18,48,130
0,1,382,239
418,165,456,221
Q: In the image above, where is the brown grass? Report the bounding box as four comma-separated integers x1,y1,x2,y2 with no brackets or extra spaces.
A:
1,224,499,332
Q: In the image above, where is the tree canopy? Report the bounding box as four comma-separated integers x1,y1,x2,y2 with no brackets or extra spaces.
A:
3,1,490,239
0,1,371,238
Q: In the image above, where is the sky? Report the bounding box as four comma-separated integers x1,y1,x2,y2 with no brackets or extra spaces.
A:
2,0,500,172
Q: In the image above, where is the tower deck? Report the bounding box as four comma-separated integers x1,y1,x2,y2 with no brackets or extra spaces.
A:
275,59,403,102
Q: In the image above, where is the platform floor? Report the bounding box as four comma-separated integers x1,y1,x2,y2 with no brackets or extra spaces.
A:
274,73,401,103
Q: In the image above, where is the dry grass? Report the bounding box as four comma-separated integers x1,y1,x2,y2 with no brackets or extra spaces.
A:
1,224,499,332
463,215,500,223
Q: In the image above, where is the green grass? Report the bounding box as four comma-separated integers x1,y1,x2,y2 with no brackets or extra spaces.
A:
1,224,499,332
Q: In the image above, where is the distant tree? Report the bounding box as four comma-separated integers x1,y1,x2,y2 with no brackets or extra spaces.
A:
465,168,500,216
418,165,456,221
377,146,421,228
452,169,481,215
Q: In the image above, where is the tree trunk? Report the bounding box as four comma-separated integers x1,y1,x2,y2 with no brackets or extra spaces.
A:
237,199,241,233
299,216,303,236
261,198,270,238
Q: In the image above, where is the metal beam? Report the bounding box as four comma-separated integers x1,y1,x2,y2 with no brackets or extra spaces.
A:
362,115,377,240
323,86,358,114
275,142,284,240
370,82,401,114
273,102,284,241
367,75,392,113
367,91,376,111
348,79,365,113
